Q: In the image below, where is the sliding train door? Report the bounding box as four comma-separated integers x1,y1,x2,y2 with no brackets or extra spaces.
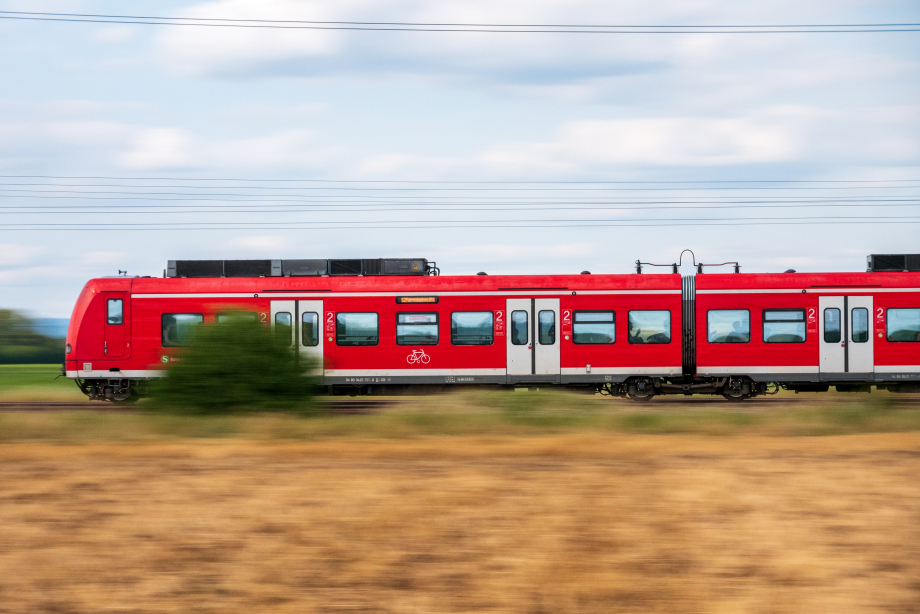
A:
819,295,874,379
271,300,324,381
506,298,560,383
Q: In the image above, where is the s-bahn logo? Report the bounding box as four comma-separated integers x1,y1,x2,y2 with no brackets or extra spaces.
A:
407,349,431,365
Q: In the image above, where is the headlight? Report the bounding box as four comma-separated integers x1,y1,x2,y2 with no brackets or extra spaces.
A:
66,343,72,354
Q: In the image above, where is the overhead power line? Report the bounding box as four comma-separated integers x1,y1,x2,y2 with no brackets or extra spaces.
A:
1,175,918,184
0,11,918,33
4,220,920,231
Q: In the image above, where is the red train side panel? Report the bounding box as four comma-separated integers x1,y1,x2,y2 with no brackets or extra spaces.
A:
695,272,920,385
66,273,684,388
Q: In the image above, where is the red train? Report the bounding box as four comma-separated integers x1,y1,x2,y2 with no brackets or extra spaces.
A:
64,256,920,402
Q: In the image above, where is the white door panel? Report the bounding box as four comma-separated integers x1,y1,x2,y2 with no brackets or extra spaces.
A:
507,298,532,376
298,300,324,378
534,298,560,375
848,296,873,373
270,300,296,347
272,300,324,381
819,295,874,376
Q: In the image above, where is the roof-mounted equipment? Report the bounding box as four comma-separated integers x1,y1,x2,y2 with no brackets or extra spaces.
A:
867,254,920,272
166,258,438,278
635,249,741,274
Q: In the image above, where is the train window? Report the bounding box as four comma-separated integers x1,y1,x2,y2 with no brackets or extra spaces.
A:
396,313,438,346
824,309,841,343
161,313,203,347
336,313,379,346
887,308,920,342
573,311,615,344
216,311,258,323
302,312,319,347
538,311,555,345
763,309,806,343
511,311,528,345
451,312,494,345
628,310,671,344
106,299,123,325
275,312,293,346
851,308,869,343
707,310,750,344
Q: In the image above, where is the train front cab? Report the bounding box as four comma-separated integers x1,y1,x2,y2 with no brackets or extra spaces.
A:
65,277,139,401
694,273,920,398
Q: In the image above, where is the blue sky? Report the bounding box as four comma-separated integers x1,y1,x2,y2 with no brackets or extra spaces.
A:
1,0,918,317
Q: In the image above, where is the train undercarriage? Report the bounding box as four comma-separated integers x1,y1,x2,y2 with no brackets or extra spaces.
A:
73,374,920,404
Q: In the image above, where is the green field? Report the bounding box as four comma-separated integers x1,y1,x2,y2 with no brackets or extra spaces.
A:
0,364,87,401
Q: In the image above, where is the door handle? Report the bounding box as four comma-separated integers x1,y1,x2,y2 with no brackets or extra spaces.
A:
104,341,107,354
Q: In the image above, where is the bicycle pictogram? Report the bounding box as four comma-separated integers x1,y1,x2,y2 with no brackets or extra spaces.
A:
406,349,431,365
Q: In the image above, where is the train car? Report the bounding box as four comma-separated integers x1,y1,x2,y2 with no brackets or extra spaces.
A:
64,258,684,401
64,255,920,402
693,269,920,399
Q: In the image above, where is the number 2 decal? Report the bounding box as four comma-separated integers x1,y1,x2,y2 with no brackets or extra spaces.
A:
808,308,815,319
495,311,503,322
259,312,267,323
877,307,884,320
563,310,571,322
327,312,334,323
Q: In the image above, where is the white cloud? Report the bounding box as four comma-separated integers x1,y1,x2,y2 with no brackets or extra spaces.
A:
480,116,797,172
229,236,292,252
0,244,45,266
116,127,337,170
156,0,344,76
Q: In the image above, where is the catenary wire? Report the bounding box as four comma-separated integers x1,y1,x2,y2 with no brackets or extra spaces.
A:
1,11,918,29
2,175,919,184
0,12,918,33
4,220,920,231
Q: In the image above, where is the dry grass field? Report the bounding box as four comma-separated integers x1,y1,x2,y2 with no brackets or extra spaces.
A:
2,424,920,613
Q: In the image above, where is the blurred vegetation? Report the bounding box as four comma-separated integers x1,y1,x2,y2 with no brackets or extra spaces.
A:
1,388,919,443
0,364,85,401
0,310,64,364
147,315,317,414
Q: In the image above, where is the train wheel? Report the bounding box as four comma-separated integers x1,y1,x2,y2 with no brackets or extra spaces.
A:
721,377,751,402
628,392,655,402
627,378,655,402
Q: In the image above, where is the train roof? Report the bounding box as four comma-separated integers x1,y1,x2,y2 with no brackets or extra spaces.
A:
696,271,920,290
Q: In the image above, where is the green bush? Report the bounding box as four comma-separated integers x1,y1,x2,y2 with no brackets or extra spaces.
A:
0,310,64,364
148,316,317,414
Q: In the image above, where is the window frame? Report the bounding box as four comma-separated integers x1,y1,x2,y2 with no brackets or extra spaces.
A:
301,311,320,347
335,312,379,347
627,310,672,345
450,311,494,346
824,308,842,344
160,313,204,348
538,310,556,345
851,307,869,344
762,308,807,344
886,308,920,343
274,312,293,346
572,310,616,345
395,311,440,346
106,298,124,326
510,310,529,346
706,309,751,344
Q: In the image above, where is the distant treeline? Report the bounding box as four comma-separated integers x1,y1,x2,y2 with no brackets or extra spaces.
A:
0,310,65,364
